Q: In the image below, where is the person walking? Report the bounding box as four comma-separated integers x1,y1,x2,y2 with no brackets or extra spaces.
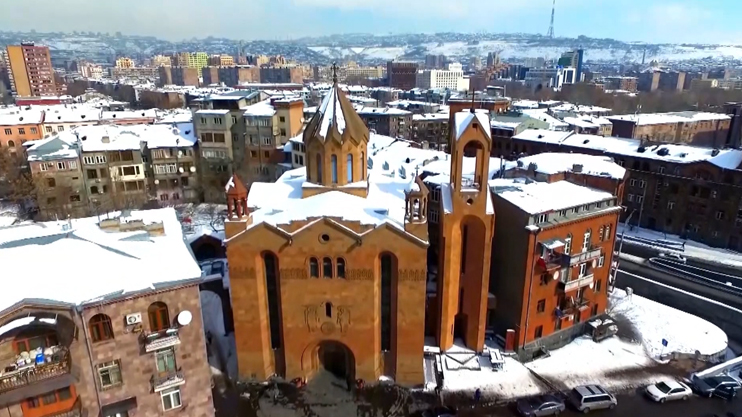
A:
474,388,481,404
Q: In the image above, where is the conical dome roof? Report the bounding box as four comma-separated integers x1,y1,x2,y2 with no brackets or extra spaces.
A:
304,67,369,144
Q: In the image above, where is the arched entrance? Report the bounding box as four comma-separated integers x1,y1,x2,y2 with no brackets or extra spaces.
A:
302,340,355,388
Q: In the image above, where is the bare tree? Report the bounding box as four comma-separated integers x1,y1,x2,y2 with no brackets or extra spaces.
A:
0,148,36,218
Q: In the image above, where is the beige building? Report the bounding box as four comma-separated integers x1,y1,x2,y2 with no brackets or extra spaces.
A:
5,43,57,97
152,55,173,67
115,57,135,68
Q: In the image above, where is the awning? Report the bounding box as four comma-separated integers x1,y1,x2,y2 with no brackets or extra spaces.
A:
100,397,138,417
540,239,565,250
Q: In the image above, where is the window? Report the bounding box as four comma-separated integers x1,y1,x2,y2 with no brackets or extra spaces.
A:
629,179,636,187
636,195,644,204
18,128,25,135
591,304,599,316
279,116,285,123
431,187,440,202
639,180,646,188
658,166,665,174
83,156,94,165
325,302,332,318
667,201,675,210
604,224,611,240
316,153,323,183
263,253,282,349
361,151,365,178
200,117,206,124
89,314,114,342
627,194,634,202
323,257,332,278
57,162,66,170
263,151,269,159
536,299,545,313
96,360,122,389
336,258,346,279
598,226,605,241
429,208,439,223
564,235,572,255
96,155,106,164
156,349,177,373
309,257,319,278
3,128,10,135
331,154,338,184
46,178,56,187
69,194,81,202
148,302,170,332
595,280,602,293
598,255,605,268
30,127,37,134
213,117,223,125
58,126,64,132
716,211,724,220
380,254,394,351
347,154,353,182
536,213,547,224
261,136,271,146
231,116,237,124
582,230,591,252
7,140,15,148
534,325,543,339
161,387,182,411
579,263,587,277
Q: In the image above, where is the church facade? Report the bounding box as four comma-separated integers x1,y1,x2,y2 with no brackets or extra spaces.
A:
224,73,495,386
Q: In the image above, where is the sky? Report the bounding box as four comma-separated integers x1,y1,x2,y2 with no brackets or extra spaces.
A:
1,0,740,44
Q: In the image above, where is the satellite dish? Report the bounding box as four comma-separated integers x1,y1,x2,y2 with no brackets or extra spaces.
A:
177,310,192,326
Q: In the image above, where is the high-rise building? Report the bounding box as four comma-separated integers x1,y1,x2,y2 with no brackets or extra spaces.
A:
387,61,418,90
208,54,235,66
4,43,57,97
558,49,584,83
152,55,172,67
415,63,468,91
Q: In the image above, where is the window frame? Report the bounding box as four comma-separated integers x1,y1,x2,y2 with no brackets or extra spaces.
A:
155,348,177,374
148,302,170,332
160,387,182,411
89,314,114,343
322,257,333,278
336,258,346,279
96,360,123,390
309,257,319,278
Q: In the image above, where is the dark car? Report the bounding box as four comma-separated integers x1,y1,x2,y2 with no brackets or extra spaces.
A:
516,394,566,416
693,375,741,399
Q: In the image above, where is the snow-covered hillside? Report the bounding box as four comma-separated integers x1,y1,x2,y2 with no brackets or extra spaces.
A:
309,41,742,63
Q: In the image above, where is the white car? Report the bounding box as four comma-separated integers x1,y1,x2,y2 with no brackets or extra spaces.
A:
659,252,687,264
645,380,692,403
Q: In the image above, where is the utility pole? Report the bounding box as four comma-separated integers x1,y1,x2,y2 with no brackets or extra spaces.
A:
612,209,637,291
547,0,556,39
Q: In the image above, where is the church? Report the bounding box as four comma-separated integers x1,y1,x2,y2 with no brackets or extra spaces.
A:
223,71,495,386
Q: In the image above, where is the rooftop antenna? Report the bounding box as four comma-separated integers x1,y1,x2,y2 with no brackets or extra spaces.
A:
547,0,556,39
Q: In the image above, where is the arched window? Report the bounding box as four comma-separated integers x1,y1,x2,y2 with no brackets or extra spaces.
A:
582,229,592,252
336,258,346,279
598,226,605,242
380,254,395,351
148,302,170,332
89,314,114,342
325,302,333,318
7,140,15,148
316,153,323,183
564,234,572,255
309,257,319,278
346,154,353,182
331,154,338,184
263,252,282,349
361,151,365,179
323,257,333,278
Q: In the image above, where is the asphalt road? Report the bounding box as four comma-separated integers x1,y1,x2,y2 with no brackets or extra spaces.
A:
456,391,740,417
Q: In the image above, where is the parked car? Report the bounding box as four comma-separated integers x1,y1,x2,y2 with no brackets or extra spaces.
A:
645,379,692,402
568,385,617,413
516,394,566,416
659,252,687,263
693,375,741,399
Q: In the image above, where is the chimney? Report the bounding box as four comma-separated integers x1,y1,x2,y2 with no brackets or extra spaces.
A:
572,164,583,173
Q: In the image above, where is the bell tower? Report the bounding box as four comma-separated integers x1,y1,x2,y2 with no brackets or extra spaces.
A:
225,174,250,239
302,63,369,199
404,175,429,242
437,109,496,352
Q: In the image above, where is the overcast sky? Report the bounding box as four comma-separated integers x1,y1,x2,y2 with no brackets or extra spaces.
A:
1,0,739,44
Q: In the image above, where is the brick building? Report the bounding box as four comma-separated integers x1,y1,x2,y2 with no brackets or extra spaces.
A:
387,61,419,90
504,130,742,250
607,111,731,147
0,209,214,417
259,67,303,84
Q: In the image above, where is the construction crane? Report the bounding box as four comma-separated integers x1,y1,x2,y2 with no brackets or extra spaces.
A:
547,0,556,39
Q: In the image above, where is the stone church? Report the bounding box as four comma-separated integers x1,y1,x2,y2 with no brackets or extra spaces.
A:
224,71,494,386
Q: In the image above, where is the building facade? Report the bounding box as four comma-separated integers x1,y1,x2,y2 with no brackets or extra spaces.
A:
607,112,731,147
357,107,412,140
411,113,450,151
259,67,303,84
4,43,57,97
387,61,419,90
415,63,468,91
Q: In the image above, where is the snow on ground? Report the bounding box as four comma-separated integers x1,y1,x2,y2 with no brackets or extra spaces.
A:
441,354,546,399
618,223,742,268
525,336,661,392
609,288,727,358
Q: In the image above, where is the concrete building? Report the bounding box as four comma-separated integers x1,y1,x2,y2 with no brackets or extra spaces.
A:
725,102,742,148
425,54,447,69
415,63,468,91
525,67,576,91
217,66,260,87
356,107,412,140
602,76,638,92
607,112,731,147
152,55,172,67
0,209,215,417
202,67,219,85
637,70,686,92
208,54,234,66
558,49,584,83
79,63,103,79
411,113,449,150
4,43,57,97
259,67,303,84
159,67,200,87
387,61,419,90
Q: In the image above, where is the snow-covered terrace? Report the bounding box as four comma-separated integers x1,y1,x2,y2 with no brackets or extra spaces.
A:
490,178,616,215
608,111,731,125
0,208,202,314
512,152,627,180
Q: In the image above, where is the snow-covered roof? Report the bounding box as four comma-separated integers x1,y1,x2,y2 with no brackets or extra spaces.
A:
551,103,612,114
522,109,569,129
511,100,539,109
454,111,491,142
513,153,627,180
607,111,731,126
356,107,411,116
243,100,276,117
195,109,230,116
412,113,449,121
512,129,573,144
155,110,193,125
563,117,599,129
0,109,44,125
0,208,202,313
101,109,158,121
144,123,197,149
490,178,615,215
318,86,346,137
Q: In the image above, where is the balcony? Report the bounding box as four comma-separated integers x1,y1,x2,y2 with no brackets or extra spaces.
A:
560,273,594,292
0,348,76,407
141,328,180,353
558,296,590,314
151,369,185,393
48,396,84,417
568,247,602,266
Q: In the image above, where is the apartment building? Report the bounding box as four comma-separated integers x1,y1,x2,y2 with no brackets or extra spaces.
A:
158,67,200,87
152,55,172,67
637,70,686,92
356,107,412,140
607,111,731,147
0,209,214,417
208,54,234,66
4,43,57,97
41,106,102,137
504,129,742,250
601,76,638,92
243,100,283,182
218,66,260,87
411,113,449,150
0,108,44,149
259,67,303,84
115,57,135,68
26,124,198,218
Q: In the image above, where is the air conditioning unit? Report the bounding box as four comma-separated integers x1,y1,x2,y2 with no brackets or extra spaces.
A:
125,313,142,325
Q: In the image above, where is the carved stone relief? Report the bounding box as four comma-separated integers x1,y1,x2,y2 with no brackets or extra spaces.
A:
399,269,426,282
280,268,308,280
231,266,256,280
304,305,320,333
336,306,351,334
346,269,374,281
